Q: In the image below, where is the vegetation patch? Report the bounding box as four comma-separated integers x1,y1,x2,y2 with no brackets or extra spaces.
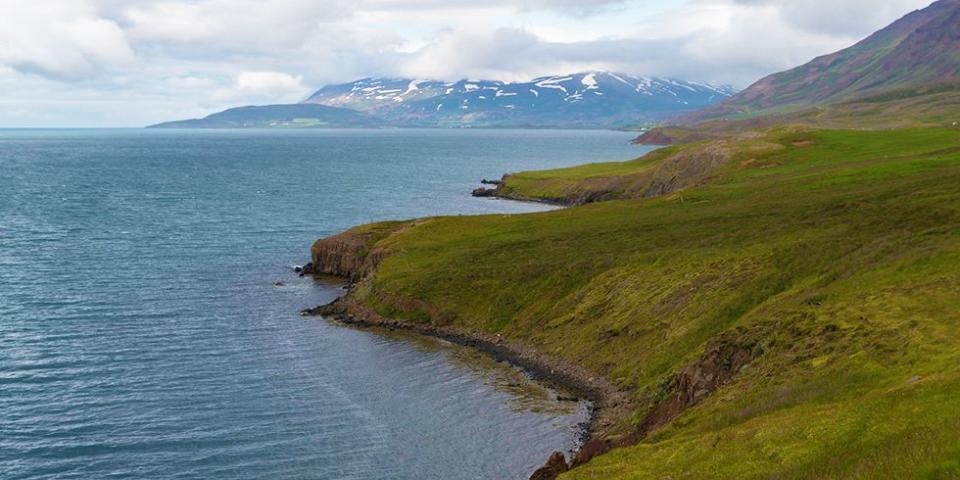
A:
315,127,960,478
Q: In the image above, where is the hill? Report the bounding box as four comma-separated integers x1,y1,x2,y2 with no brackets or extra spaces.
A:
682,0,960,123
300,2,960,478
301,72,736,128
307,127,960,479
148,104,384,129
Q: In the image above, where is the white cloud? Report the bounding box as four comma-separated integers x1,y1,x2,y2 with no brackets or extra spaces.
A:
0,0,134,80
165,76,219,89
0,0,940,126
213,71,311,104
730,0,934,36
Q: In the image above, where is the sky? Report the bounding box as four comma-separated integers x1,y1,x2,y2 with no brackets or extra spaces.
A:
0,0,936,127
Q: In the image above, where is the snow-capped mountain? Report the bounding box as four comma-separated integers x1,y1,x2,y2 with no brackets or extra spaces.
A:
302,72,737,128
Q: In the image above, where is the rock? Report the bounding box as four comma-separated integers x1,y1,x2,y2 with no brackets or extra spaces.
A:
298,262,315,277
529,451,569,480
294,265,303,273
472,187,497,198
274,281,285,287
310,229,387,281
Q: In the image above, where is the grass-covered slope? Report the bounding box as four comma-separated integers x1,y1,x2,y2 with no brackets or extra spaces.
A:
316,127,960,478
683,0,960,123
492,137,785,205
635,84,960,146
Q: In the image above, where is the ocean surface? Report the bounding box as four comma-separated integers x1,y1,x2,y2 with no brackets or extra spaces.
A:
0,128,650,480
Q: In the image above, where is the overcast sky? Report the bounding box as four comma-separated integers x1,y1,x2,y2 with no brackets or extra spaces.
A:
0,0,934,127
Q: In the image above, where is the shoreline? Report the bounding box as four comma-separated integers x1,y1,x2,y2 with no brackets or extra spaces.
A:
472,179,580,207
301,295,636,479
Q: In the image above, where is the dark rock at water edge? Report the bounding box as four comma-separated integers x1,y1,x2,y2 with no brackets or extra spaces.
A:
472,187,498,198
529,451,569,480
298,262,315,277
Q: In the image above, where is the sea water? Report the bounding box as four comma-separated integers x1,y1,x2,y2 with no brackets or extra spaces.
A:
0,128,651,479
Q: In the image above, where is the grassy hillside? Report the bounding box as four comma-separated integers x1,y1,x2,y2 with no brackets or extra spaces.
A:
317,127,960,478
683,0,960,123
635,85,960,146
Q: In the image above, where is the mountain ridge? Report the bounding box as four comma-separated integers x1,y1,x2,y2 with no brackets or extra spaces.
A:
303,72,736,128
679,0,960,123
147,104,384,129
150,72,736,129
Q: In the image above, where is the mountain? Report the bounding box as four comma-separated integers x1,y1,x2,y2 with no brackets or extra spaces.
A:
302,72,737,128
150,72,736,129
148,104,384,128
682,0,960,123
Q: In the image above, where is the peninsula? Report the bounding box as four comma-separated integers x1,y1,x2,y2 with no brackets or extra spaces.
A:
304,1,960,478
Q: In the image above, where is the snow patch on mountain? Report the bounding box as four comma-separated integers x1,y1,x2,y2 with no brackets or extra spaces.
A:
302,71,738,127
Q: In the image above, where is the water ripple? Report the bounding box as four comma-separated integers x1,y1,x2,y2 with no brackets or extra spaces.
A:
0,129,643,479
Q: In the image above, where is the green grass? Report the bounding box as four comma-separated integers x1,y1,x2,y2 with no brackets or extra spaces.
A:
335,127,960,478
638,86,960,147
497,148,670,201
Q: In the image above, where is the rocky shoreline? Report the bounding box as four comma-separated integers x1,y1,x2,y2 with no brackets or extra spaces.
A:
300,294,635,479
297,203,763,478
294,218,640,479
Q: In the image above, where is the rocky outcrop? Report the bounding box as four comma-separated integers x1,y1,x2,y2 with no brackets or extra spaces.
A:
529,452,569,480
639,328,764,434
308,228,387,281
471,186,498,197
535,327,766,477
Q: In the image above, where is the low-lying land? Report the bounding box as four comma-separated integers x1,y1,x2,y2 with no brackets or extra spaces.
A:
307,127,960,478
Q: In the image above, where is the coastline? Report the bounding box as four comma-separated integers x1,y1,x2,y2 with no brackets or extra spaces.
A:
301,294,636,479
472,177,582,207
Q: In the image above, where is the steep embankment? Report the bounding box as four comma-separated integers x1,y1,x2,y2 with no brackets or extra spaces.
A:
307,127,960,478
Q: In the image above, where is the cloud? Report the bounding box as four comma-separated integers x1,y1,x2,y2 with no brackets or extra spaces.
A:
0,1,134,80
730,0,934,36
165,76,218,90
123,0,354,49
213,71,311,104
396,1,870,86
0,0,939,126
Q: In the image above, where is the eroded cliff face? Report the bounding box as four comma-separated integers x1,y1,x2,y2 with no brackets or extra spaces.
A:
638,327,764,434
558,327,766,474
309,227,392,281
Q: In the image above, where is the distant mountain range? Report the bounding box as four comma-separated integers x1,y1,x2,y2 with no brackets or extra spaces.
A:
149,104,384,129
682,0,960,123
302,73,736,128
150,72,736,129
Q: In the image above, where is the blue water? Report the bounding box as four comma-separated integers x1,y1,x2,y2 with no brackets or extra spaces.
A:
0,128,650,479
